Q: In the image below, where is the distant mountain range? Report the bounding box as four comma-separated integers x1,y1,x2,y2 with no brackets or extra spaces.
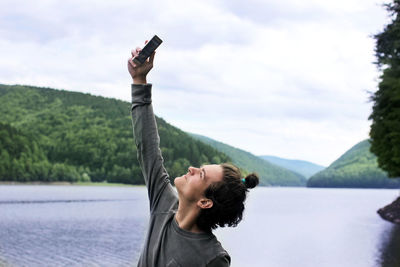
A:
307,140,400,188
2,84,397,189
259,155,325,179
189,133,307,186
0,83,305,187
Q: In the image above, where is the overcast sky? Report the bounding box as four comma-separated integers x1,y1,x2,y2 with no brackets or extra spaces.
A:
0,0,390,166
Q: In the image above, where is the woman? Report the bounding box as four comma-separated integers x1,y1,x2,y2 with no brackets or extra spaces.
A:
128,42,259,267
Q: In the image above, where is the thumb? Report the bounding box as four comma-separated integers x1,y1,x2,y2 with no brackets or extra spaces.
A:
149,51,156,64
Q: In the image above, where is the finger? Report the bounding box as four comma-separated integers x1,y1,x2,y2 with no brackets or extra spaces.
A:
136,46,142,53
127,57,136,68
149,51,155,64
144,40,149,45
131,49,138,58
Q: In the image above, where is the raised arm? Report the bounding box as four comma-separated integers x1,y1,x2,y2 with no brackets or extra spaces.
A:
128,44,176,212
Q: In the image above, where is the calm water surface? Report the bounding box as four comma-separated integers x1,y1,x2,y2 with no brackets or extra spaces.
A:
0,186,399,267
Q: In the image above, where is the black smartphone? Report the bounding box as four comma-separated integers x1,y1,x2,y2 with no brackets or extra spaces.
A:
132,35,163,65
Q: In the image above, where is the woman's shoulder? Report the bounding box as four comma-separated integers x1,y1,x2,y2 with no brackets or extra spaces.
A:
206,253,231,267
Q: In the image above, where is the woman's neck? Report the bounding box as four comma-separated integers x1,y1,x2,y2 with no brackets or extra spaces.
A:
175,199,203,233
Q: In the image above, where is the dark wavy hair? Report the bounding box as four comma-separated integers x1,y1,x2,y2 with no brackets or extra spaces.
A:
196,163,259,232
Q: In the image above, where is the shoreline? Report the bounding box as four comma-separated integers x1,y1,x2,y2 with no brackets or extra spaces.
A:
378,196,400,225
0,181,142,187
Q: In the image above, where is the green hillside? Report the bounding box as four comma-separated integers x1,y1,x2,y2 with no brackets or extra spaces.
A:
0,84,230,184
307,140,400,188
190,134,307,186
259,155,325,179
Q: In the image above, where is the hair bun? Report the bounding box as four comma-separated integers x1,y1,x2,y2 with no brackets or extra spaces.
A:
244,173,259,189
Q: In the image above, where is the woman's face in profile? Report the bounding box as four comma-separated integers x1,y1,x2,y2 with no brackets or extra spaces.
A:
174,164,223,203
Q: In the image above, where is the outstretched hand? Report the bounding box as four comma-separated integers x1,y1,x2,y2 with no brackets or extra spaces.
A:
127,40,156,84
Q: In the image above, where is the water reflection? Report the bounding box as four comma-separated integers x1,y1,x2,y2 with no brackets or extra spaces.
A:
377,224,400,267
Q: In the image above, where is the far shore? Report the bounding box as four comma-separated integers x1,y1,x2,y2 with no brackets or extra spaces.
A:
0,181,144,187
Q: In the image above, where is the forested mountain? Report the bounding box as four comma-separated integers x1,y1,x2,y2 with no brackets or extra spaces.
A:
259,155,325,179
190,134,307,186
0,84,230,184
307,140,400,188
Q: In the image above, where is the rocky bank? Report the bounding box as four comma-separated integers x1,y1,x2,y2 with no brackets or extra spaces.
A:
378,196,400,224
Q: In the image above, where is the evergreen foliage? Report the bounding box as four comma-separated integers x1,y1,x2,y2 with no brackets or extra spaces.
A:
0,122,83,182
0,84,230,184
369,0,400,177
190,133,307,186
307,140,400,188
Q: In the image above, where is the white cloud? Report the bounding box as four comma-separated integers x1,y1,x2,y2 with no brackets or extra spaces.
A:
0,0,390,166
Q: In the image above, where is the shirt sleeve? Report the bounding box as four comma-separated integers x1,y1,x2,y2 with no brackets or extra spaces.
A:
206,255,231,267
131,84,177,212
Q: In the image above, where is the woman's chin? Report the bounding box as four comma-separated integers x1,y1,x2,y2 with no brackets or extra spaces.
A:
174,176,181,185
174,176,185,189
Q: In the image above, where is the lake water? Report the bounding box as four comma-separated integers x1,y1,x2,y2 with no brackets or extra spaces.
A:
0,186,399,267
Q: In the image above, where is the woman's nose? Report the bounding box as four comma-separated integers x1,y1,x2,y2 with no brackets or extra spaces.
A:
188,166,197,174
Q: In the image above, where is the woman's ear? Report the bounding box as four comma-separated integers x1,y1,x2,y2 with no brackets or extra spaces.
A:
197,198,213,209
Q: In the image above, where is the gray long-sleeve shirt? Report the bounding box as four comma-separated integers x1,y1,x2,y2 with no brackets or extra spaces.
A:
131,84,230,267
